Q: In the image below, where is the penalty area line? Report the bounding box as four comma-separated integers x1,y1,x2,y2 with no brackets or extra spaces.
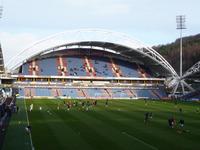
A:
23,98,35,150
122,132,158,150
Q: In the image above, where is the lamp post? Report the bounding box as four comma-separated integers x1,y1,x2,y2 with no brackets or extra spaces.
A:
176,15,186,95
176,15,186,77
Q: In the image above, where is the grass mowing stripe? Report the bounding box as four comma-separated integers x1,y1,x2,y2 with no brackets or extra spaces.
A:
24,99,34,150
85,108,158,149
87,101,199,150
48,102,123,150
86,105,166,149
65,112,121,150
65,102,158,149
49,100,152,150
115,100,200,126
29,104,64,150
30,100,94,150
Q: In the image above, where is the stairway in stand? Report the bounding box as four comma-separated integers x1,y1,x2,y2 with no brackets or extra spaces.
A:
104,89,112,98
110,58,123,77
125,89,137,98
84,56,96,77
30,88,35,97
57,56,67,76
56,89,61,97
137,65,148,78
29,60,39,76
25,88,31,97
81,89,88,98
151,90,161,99
77,89,87,98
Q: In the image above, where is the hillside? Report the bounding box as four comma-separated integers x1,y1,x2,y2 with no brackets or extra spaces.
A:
153,34,200,75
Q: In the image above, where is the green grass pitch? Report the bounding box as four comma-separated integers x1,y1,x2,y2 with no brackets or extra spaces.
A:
3,99,200,150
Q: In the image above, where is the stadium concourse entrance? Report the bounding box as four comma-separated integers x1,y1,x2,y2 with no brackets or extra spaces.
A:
13,75,168,100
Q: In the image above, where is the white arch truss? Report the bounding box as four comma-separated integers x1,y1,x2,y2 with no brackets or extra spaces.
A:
182,61,200,79
168,61,200,95
7,28,178,77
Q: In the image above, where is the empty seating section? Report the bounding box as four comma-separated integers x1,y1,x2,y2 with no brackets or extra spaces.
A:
91,56,114,77
35,88,51,97
39,58,57,75
60,88,79,98
18,87,167,99
155,89,167,97
111,89,129,98
86,88,109,98
134,89,158,99
113,59,141,77
66,57,87,76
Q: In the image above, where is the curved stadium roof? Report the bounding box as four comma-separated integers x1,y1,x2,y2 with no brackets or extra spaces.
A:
7,29,178,77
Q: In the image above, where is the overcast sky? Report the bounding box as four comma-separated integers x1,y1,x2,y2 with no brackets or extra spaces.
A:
0,0,200,68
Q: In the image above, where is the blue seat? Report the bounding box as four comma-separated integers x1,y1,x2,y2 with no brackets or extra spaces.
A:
39,58,57,76
91,56,114,77
35,88,51,96
66,57,87,76
111,89,129,98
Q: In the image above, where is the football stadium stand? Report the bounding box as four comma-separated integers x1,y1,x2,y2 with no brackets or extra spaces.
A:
3,29,199,100
17,87,167,99
20,53,153,78
13,47,169,99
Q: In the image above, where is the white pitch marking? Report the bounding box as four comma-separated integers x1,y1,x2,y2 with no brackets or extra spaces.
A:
122,132,158,150
24,98,35,150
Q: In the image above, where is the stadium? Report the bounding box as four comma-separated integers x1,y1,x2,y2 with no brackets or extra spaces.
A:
0,29,200,150
12,29,174,100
